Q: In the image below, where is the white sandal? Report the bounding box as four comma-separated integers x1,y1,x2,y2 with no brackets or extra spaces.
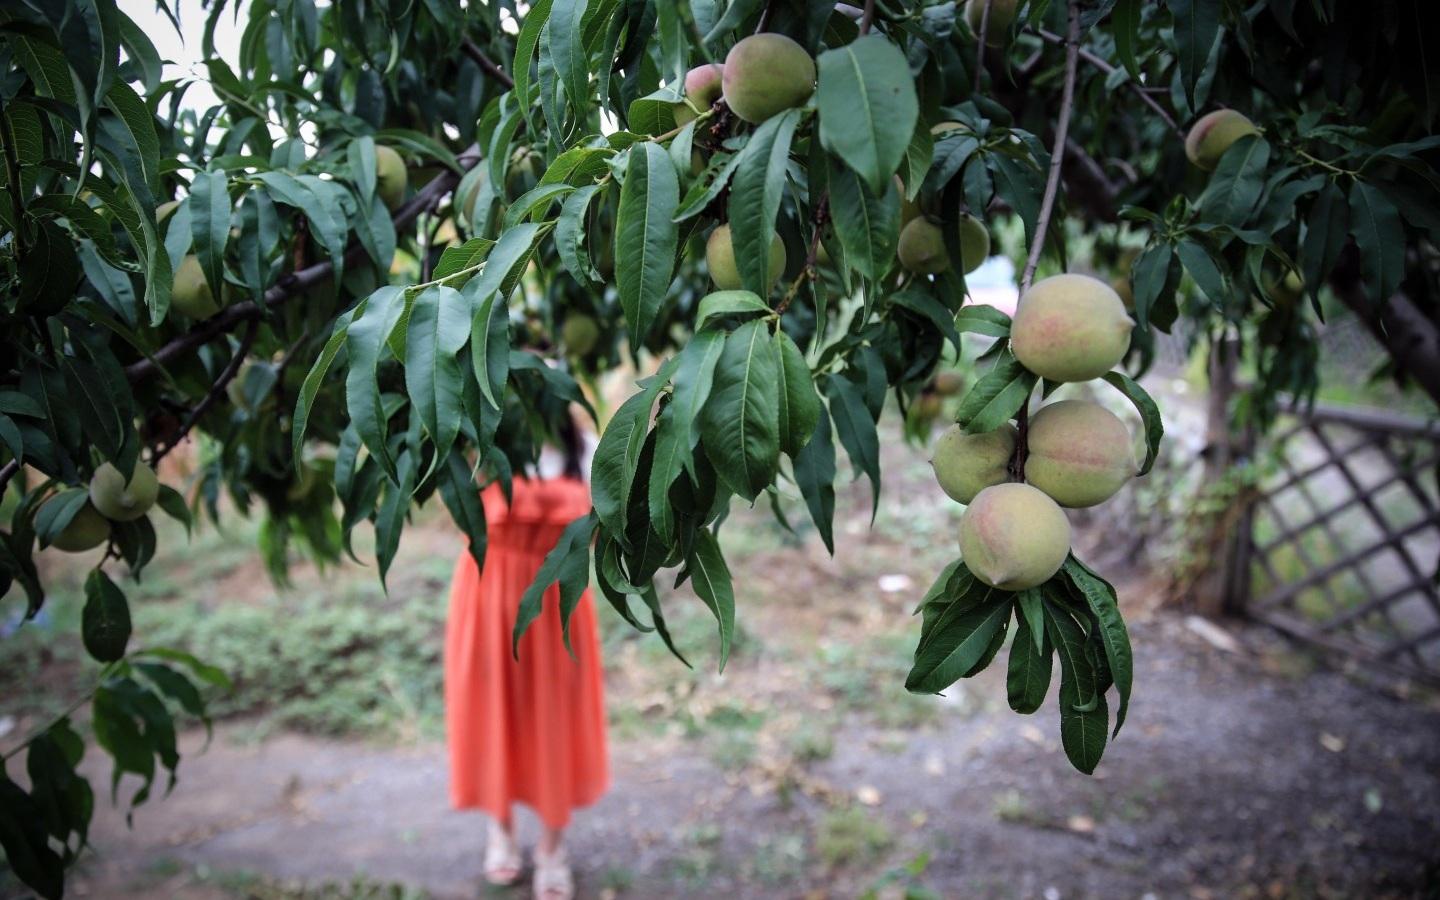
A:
533,844,574,899
483,823,522,886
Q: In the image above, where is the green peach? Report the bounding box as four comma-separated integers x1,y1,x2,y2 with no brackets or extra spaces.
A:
959,482,1071,591
1024,400,1136,508
1011,273,1134,382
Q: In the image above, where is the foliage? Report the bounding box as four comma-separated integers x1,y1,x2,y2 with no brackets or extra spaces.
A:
2,0,1438,896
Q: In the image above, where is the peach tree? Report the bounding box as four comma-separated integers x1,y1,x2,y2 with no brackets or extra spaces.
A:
2,0,1437,895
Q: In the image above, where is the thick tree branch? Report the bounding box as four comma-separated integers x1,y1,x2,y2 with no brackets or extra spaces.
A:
975,0,993,75
124,145,482,386
1331,268,1440,406
461,40,515,90
1033,27,1183,139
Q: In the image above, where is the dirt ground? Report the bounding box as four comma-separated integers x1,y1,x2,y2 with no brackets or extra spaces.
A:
59,609,1440,899
10,401,1440,899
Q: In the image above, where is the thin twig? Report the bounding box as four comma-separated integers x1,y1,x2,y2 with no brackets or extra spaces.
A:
1032,26,1183,139
858,0,876,35
460,39,515,90
1012,0,1082,482
974,0,992,76
1020,4,1081,293
0,459,18,498
151,317,261,463
0,688,97,762
776,195,830,315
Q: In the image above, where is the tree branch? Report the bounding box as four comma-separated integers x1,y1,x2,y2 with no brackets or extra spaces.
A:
124,145,482,386
1020,3,1081,293
460,39,515,90
1033,27,1183,139
975,0,993,75
151,317,260,463
859,0,876,35
1331,265,1440,407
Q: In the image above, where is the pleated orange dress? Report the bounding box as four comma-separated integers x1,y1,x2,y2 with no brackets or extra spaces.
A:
444,476,609,829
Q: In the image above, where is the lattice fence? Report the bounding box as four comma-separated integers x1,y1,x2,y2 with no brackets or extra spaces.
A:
1244,405,1440,686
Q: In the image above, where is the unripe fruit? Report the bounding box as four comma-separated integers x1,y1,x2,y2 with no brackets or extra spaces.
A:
89,461,160,522
966,0,1020,47
898,219,948,275
171,254,222,319
1184,109,1259,171
930,120,971,137
562,314,601,355
959,483,1071,591
1011,273,1134,382
675,63,724,125
931,370,965,396
722,34,816,124
932,423,1016,505
375,145,408,210
1024,400,1136,508
957,214,990,274
706,224,786,292
43,500,111,552
1263,268,1304,307
912,393,943,421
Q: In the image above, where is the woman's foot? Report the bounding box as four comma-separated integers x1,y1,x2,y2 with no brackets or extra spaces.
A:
483,822,522,886
532,843,574,899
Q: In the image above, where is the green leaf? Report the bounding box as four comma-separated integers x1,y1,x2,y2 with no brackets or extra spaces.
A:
1199,135,1271,227
294,301,366,459
551,0,592,124
1044,597,1109,774
348,135,377,207
817,36,919,195
556,183,603,282
774,329,819,458
616,142,680,342
695,290,769,331
990,152,1045,250
35,489,89,549
592,362,677,539
953,303,1012,338
1131,242,1176,332
824,374,882,521
1102,370,1164,475
687,528,736,671
906,595,1012,694
344,286,407,481
793,407,837,554
188,170,230,309
439,448,488,574
728,109,801,296
375,452,418,588
404,286,469,464
1301,181,1349,295
1063,557,1133,736
828,158,900,281
955,350,1036,434
649,331,723,540
1175,239,1227,305
432,237,495,282
1113,0,1142,80
1348,181,1406,305
155,485,191,535
82,569,131,663
1166,0,1220,106
699,320,781,501
891,289,963,354
675,149,744,222
513,512,597,657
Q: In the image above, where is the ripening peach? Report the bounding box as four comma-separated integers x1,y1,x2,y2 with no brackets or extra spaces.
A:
1010,274,1134,382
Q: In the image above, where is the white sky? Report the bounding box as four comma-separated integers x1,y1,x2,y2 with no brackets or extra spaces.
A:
119,0,245,115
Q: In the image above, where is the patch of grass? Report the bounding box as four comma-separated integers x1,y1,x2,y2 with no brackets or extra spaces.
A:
785,718,837,763
747,830,808,884
669,824,723,887
815,634,940,729
991,788,1038,825
136,582,446,739
815,805,894,869
187,865,428,899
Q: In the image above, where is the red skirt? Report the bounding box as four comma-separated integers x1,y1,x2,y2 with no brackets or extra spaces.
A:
444,477,609,829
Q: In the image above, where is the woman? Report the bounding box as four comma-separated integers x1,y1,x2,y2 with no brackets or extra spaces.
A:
444,419,607,899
